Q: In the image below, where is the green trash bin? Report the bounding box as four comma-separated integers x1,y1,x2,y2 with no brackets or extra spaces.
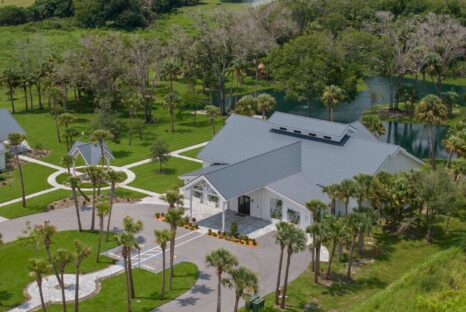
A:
245,295,260,311
251,297,265,312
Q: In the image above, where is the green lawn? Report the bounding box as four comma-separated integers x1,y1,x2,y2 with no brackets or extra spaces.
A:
9,109,223,167
47,262,198,312
352,247,466,312
0,187,146,219
179,146,204,159
0,0,34,7
258,218,466,312
129,157,201,194
0,162,56,203
0,230,116,311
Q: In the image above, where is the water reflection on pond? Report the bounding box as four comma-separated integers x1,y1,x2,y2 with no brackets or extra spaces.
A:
225,76,464,160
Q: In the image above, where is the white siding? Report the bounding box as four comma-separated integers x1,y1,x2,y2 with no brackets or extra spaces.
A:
0,152,5,171
380,152,422,174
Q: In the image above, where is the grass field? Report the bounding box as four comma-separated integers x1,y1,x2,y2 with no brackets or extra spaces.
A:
258,218,466,312
47,262,198,312
0,230,115,311
129,157,201,194
0,162,56,203
0,0,34,7
352,247,466,312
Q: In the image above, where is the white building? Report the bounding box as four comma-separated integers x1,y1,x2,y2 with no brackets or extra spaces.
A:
181,112,423,230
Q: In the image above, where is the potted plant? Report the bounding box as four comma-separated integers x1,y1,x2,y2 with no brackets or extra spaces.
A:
192,217,196,223
208,229,212,235
155,212,161,219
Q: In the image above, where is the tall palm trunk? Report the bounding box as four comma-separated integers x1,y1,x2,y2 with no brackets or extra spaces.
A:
123,252,132,312
91,186,96,231
161,248,166,299
280,250,292,309
234,293,241,312
60,271,67,312
75,262,81,312
169,227,176,290
71,186,82,232
97,215,104,262
23,84,29,111
314,244,320,283
16,155,26,207
216,270,222,312
9,89,15,113
36,82,43,110
326,239,337,279
38,281,47,312
129,112,133,146
347,234,357,280
274,245,284,305
358,228,364,255
45,244,62,285
128,255,135,298
29,85,34,110
310,246,315,273
106,183,116,241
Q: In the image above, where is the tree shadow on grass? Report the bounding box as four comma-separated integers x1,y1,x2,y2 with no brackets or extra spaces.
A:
113,150,132,159
153,168,176,175
322,274,388,297
0,289,13,308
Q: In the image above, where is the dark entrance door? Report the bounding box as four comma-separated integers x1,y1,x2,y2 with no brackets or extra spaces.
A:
238,196,251,215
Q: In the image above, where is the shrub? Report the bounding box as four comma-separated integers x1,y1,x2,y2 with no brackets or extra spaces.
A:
0,6,30,26
229,222,239,238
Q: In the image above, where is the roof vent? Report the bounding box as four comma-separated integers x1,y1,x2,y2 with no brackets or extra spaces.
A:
323,136,332,140
294,130,302,134
279,127,287,131
309,133,316,137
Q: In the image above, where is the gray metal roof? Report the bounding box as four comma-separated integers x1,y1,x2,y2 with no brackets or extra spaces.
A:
267,173,329,206
199,114,418,185
268,111,353,140
69,141,114,165
181,165,228,178
348,121,378,142
193,142,302,200
0,109,26,141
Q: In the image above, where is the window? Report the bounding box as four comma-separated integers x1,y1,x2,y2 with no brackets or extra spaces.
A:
294,130,301,134
324,136,332,140
309,133,316,137
270,199,282,219
208,195,219,207
287,209,300,225
279,127,287,131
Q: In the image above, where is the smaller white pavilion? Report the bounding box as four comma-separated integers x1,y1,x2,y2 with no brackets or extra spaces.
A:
69,141,114,173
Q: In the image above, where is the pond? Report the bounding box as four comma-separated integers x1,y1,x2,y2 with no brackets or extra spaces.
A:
224,76,465,160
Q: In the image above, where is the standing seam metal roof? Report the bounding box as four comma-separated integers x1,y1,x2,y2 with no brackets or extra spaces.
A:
0,109,26,141
69,141,115,165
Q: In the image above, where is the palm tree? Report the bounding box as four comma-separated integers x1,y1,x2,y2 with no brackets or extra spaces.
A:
281,226,306,309
415,94,448,168
115,232,134,312
361,114,386,138
34,221,62,286
321,85,344,121
64,128,79,149
162,92,182,133
122,216,143,298
8,133,27,207
151,138,170,173
322,216,348,279
322,184,340,215
57,113,76,150
451,158,466,182
105,170,127,241
165,208,185,290
53,248,73,312
122,93,143,146
256,93,276,119
84,166,100,231
1,67,20,113
305,199,327,274
90,129,114,167
68,176,83,232
96,202,110,263
338,179,355,216
306,222,325,283
273,221,291,305
205,105,220,135
353,173,373,209
154,229,171,299
442,135,461,168
346,212,369,280
160,188,184,210
205,248,239,312
28,257,52,312
225,266,258,312
61,155,75,175
235,95,257,116
49,86,65,143
73,240,91,312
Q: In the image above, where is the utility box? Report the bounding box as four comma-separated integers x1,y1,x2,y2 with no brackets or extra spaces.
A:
251,297,265,312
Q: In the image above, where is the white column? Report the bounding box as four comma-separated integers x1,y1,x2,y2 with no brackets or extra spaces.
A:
222,200,226,232
189,189,193,220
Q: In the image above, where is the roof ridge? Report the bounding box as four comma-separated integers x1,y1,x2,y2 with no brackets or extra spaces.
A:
269,111,350,127
203,141,302,177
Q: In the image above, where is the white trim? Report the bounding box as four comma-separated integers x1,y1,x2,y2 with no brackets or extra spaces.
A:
181,176,227,202
399,148,424,165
